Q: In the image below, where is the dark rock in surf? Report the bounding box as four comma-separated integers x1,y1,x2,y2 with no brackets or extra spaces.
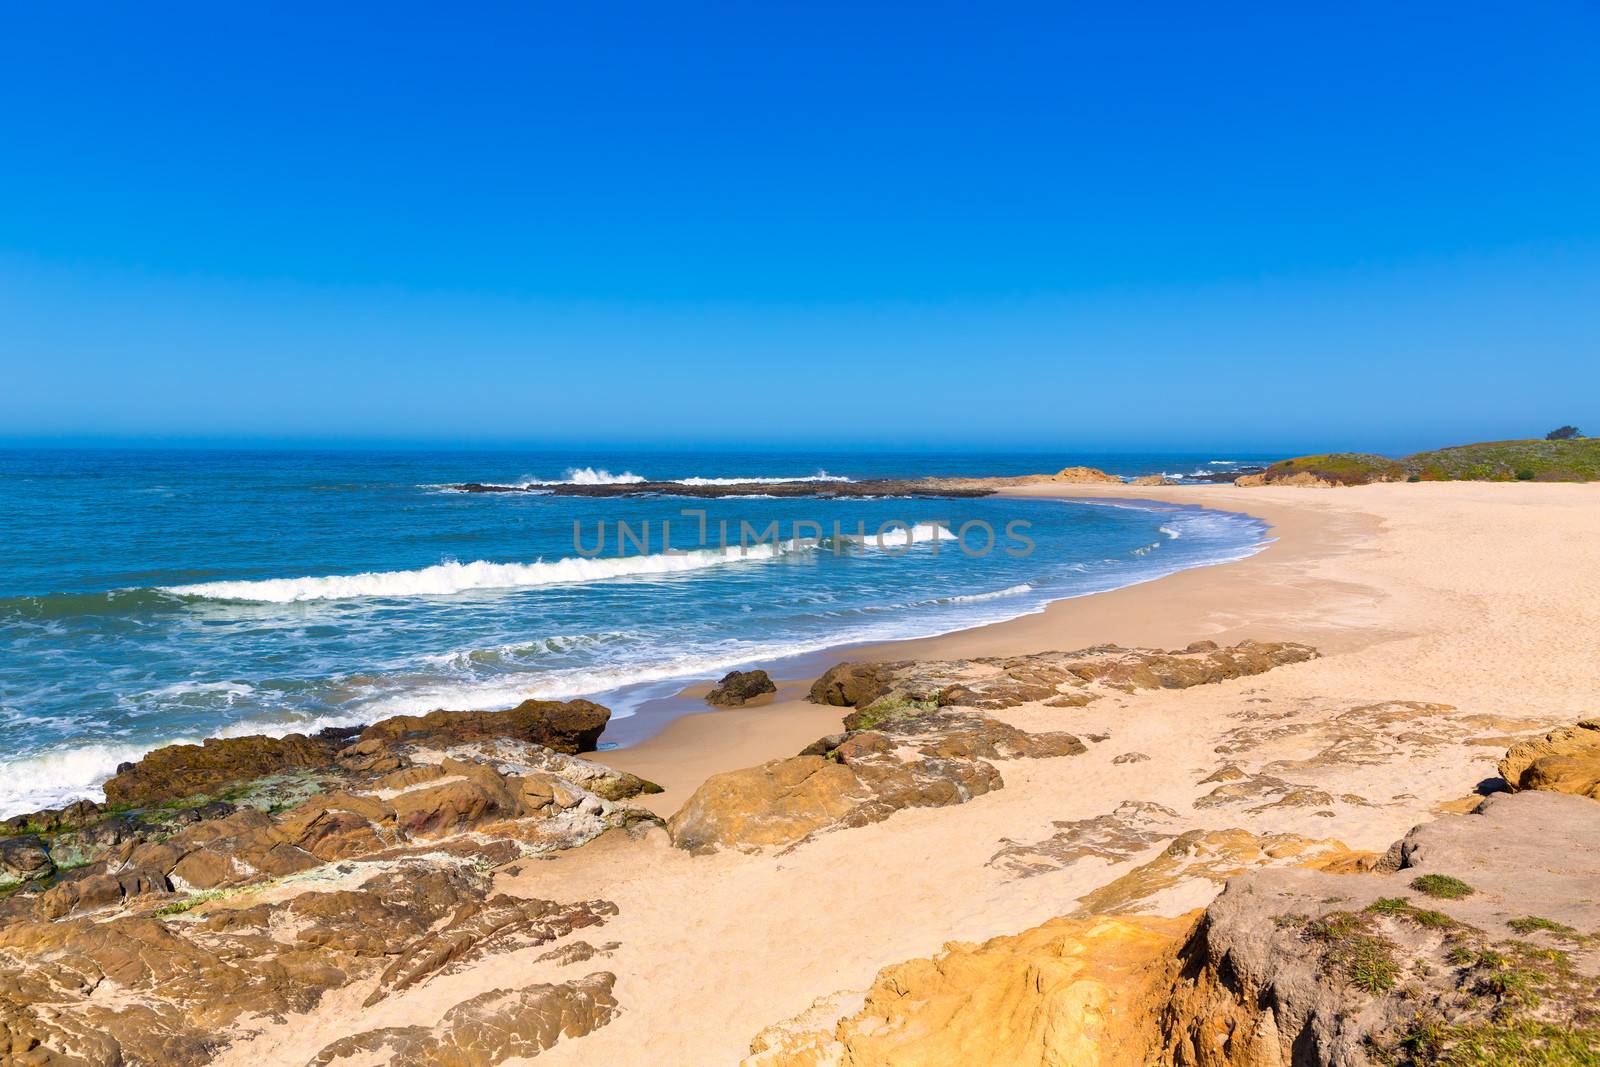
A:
705,670,778,707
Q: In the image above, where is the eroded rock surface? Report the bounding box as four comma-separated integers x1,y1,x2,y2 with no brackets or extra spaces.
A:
96,698,610,809
1499,718,1600,800
0,734,651,1065
746,790,1600,1067
807,640,1318,711
309,972,620,1067
667,710,1083,853
1160,790,1600,1065
744,915,1193,1067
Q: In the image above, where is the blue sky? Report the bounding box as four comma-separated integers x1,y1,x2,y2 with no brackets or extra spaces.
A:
2,2,1597,453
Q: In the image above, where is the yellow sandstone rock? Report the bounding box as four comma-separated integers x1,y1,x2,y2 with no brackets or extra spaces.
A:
743,914,1197,1067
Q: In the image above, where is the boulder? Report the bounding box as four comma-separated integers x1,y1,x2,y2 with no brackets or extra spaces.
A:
808,662,896,707
0,835,53,889
668,756,865,854
1130,474,1177,486
705,669,778,707
1498,718,1600,799
357,698,610,753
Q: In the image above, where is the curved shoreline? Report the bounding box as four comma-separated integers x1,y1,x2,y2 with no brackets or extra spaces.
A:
0,494,1265,818
591,483,1380,802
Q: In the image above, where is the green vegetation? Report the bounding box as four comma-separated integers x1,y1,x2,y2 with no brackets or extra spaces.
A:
1411,874,1475,900
1306,911,1401,994
153,889,225,916
1251,439,1600,485
1507,916,1582,940
1365,896,1456,929
1258,452,1408,485
1438,1020,1600,1066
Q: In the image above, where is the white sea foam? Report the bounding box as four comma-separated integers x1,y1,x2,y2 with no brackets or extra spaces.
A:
675,470,852,486
837,522,951,548
163,523,954,603
426,468,853,490
0,742,190,816
165,544,791,603
555,467,646,485
943,582,1034,604
1159,525,1182,539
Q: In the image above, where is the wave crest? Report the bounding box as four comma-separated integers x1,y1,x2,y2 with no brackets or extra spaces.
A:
162,523,955,603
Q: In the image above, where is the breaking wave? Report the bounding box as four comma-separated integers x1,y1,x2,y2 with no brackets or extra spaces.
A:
162,523,955,603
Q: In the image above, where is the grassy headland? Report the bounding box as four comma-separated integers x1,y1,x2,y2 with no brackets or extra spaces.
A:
1242,439,1600,486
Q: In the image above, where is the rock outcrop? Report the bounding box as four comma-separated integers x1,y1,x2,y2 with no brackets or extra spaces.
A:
673,643,1317,855
745,790,1600,1066
706,669,778,707
744,915,1195,1067
808,641,1319,711
667,710,1081,853
1498,718,1600,799
94,698,611,810
309,972,620,1066
1052,466,1124,483
1160,790,1600,1065
0,732,655,1064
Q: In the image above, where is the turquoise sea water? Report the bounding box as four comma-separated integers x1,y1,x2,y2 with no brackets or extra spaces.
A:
0,448,1275,816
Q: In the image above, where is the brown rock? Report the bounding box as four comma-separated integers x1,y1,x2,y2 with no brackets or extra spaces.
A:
311,972,620,1066
668,708,1081,853
101,732,338,807
357,698,610,753
706,669,778,707
809,641,1318,714
0,835,53,888
807,661,896,707
667,756,865,854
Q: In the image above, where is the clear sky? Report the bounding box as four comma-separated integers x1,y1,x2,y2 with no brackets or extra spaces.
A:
3,2,1597,454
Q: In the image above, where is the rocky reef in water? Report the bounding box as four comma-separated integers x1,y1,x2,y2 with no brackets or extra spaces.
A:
445,467,1139,498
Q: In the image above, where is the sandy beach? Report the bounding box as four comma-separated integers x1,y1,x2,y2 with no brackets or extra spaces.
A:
194,479,1600,1065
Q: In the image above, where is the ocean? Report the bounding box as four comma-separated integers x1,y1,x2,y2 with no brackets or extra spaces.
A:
0,448,1276,817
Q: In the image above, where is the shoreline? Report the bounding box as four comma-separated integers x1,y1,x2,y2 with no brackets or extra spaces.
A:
591,482,1384,802
0,489,1269,819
